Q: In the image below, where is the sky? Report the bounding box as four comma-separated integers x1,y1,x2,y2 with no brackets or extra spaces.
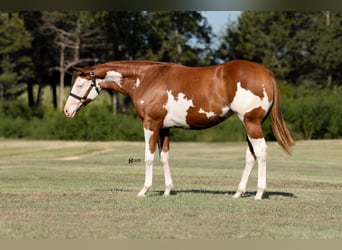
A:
202,11,241,35
199,11,241,50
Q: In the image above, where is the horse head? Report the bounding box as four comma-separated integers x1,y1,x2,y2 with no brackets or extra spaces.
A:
64,67,101,118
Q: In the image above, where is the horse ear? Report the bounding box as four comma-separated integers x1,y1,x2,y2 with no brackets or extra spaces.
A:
72,67,89,76
72,67,81,72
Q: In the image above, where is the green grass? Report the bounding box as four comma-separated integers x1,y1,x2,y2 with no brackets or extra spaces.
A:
0,139,341,239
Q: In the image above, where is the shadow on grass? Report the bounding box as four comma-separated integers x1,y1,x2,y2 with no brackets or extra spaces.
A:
166,190,297,199
97,188,297,199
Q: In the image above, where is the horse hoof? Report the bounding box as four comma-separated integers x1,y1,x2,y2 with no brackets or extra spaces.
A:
233,191,243,199
254,190,264,200
163,190,171,197
163,186,173,197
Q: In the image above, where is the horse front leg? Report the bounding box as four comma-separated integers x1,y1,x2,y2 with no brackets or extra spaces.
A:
158,129,174,196
137,127,155,197
137,127,158,197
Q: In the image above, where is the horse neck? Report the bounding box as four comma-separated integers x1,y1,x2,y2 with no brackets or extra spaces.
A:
97,61,148,98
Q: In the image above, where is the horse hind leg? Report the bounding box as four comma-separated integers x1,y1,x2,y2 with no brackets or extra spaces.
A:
160,151,174,196
233,142,256,198
248,136,267,200
234,113,268,200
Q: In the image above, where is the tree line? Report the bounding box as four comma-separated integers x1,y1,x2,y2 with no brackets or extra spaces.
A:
0,11,342,141
219,11,342,88
0,11,213,113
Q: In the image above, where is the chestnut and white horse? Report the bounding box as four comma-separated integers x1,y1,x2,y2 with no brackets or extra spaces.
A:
64,60,294,200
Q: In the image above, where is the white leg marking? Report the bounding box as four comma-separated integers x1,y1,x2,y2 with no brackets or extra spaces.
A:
233,146,256,198
248,137,267,200
160,151,174,196
137,128,155,197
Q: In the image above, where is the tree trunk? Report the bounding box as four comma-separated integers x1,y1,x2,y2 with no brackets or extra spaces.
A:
111,92,118,115
27,81,34,108
52,84,57,109
324,11,330,26
59,44,65,111
175,26,182,58
327,73,332,89
0,83,3,111
36,85,43,108
323,11,332,88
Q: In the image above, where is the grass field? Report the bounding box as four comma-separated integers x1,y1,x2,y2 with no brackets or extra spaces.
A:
0,139,341,239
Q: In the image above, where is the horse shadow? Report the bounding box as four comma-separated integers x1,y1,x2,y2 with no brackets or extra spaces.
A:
159,190,297,199
102,188,296,199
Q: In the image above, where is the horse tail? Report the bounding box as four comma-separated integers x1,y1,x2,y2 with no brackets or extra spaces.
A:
270,74,295,155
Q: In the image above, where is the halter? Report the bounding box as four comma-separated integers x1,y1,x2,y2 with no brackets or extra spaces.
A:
69,70,100,106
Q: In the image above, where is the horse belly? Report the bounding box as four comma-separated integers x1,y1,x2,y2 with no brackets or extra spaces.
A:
163,105,233,129
162,90,232,129
186,106,233,129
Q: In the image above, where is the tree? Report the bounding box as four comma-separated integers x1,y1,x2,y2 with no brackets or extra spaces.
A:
102,11,212,66
309,11,342,88
216,11,342,87
1,11,215,115
217,12,303,83
0,12,33,110
20,11,58,110
41,11,106,110
101,11,213,113
141,11,213,66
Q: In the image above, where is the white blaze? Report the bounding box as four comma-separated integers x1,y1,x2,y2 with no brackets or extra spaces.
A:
64,76,100,118
75,77,88,87
230,82,272,121
163,90,194,128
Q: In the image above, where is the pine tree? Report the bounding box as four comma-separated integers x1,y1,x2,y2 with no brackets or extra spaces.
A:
0,12,33,110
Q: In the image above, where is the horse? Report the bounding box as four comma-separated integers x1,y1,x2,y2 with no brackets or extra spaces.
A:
64,60,294,200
